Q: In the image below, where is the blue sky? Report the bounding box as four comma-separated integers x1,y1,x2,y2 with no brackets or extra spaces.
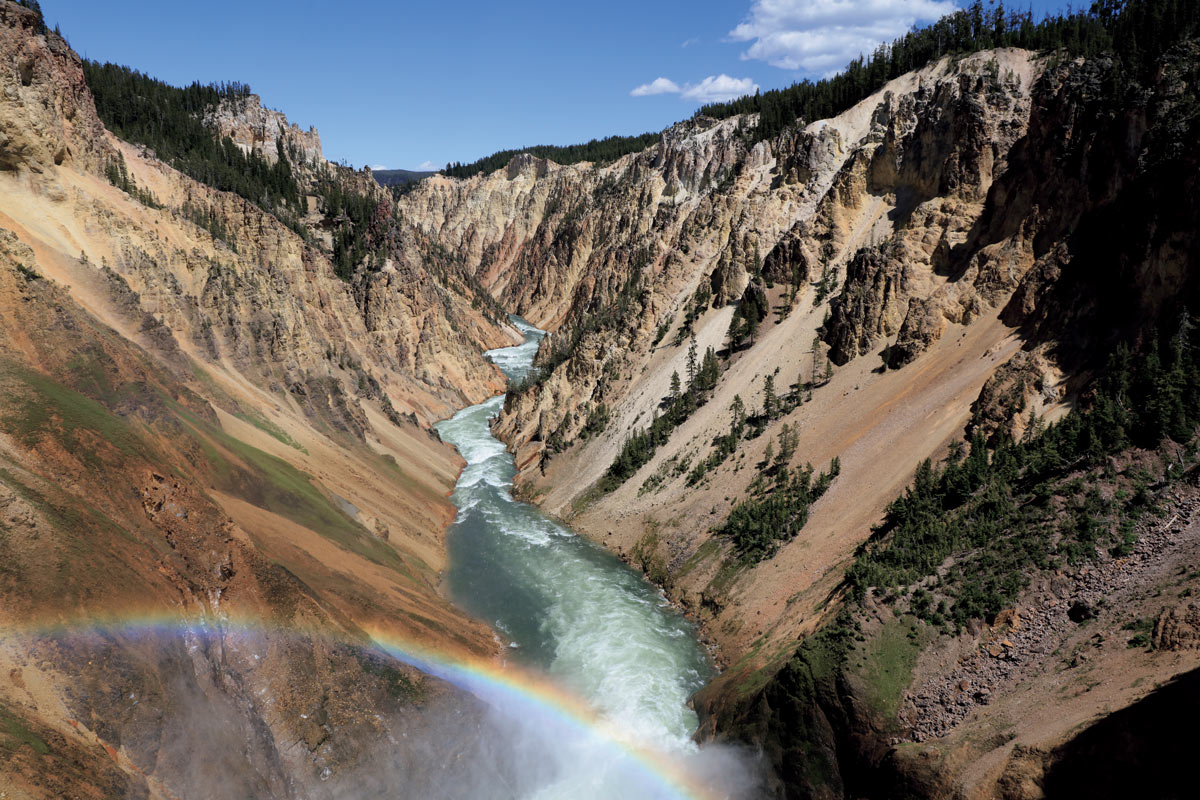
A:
48,0,1070,171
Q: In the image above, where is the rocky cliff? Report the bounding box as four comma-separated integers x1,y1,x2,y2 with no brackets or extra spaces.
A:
0,1,110,174
204,92,325,165
0,3,518,796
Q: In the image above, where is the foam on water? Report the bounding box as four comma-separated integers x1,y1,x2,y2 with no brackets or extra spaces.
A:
483,317,546,382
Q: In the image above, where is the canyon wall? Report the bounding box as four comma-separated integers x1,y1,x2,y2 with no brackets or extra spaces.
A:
0,3,517,796
400,38,1200,799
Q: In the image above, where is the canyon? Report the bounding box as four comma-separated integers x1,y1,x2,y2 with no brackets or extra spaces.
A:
2,0,1200,798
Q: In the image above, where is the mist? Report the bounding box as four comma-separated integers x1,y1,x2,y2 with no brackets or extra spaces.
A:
313,669,766,800
13,626,764,800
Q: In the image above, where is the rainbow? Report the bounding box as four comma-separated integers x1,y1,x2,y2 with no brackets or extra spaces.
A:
0,612,724,800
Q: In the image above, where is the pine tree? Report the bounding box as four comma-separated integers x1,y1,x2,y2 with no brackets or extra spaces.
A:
697,347,720,392
810,337,822,387
727,305,744,352
745,299,762,345
686,332,698,388
730,395,747,440
763,374,778,420
776,423,798,466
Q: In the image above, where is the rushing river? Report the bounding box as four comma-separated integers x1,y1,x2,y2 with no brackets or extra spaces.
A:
434,318,735,799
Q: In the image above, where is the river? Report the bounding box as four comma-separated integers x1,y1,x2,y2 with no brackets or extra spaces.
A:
433,317,732,799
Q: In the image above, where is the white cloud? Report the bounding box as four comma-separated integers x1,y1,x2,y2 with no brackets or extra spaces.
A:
631,74,758,103
680,74,759,103
370,164,388,171
681,37,700,48
730,0,958,75
630,77,682,97
417,160,438,171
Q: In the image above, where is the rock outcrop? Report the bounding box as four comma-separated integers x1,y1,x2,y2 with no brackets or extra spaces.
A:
0,2,111,174
204,92,324,164
1154,602,1200,651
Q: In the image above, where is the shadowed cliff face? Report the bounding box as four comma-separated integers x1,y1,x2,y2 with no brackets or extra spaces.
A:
1041,666,1200,799
990,47,1200,363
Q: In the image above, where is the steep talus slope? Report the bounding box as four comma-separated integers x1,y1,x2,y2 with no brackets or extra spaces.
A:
0,3,514,796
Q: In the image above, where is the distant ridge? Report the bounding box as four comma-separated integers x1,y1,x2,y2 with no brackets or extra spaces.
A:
373,168,435,187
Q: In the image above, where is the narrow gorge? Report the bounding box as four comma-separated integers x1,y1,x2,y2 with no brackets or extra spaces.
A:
2,1,1200,799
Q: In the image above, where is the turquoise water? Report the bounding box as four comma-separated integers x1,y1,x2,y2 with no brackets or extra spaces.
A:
435,317,717,774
